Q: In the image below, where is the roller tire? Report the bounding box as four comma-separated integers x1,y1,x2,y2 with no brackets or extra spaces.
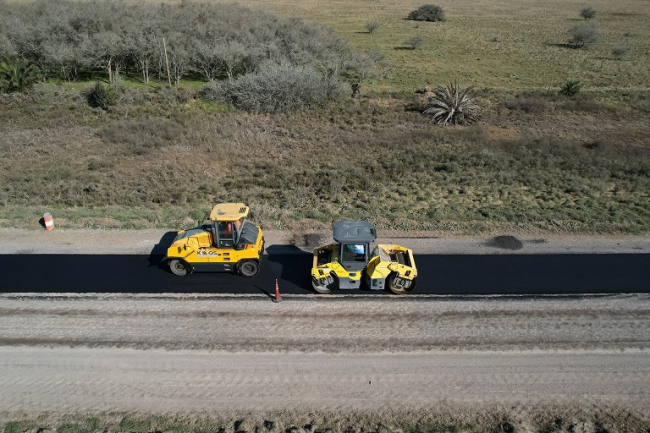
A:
387,273,416,295
169,259,190,276
238,260,260,277
312,272,339,294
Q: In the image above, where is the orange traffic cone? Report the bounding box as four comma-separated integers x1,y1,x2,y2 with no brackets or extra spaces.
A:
43,212,54,230
275,279,281,303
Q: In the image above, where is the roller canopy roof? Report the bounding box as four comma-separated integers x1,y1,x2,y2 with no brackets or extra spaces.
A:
333,220,377,244
209,203,249,221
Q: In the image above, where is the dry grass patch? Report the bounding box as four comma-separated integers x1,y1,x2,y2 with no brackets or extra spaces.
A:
1,82,648,233
2,405,649,433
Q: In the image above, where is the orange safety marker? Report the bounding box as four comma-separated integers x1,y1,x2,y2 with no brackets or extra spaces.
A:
275,279,281,303
43,212,54,231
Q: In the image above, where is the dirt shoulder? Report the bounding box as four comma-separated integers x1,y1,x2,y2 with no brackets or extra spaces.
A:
0,228,648,255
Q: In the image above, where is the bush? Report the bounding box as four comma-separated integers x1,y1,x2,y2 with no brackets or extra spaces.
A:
0,60,40,93
407,4,446,22
559,80,581,97
505,96,548,113
365,22,380,33
612,45,629,59
84,82,118,110
569,23,598,48
200,61,350,113
580,7,596,19
404,36,425,50
423,81,480,125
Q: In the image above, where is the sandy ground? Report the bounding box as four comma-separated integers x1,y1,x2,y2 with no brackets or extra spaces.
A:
0,227,649,255
0,294,649,416
2,347,649,414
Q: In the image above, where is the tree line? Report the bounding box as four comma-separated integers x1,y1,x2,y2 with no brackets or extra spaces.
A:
0,0,376,86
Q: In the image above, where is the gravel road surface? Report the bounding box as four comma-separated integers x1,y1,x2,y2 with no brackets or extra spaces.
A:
2,347,648,413
1,294,649,416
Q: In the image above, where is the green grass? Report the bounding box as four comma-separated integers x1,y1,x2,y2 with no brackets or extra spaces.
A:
215,0,650,92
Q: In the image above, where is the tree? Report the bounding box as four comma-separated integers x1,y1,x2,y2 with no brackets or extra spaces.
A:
407,4,446,22
422,81,480,125
87,31,127,84
214,41,263,83
193,40,224,81
569,23,598,48
0,0,373,87
580,7,596,19
0,59,40,93
165,33,191,86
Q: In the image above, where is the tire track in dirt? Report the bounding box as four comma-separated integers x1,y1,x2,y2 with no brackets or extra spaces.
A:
1,347,649,414
1,295,649,352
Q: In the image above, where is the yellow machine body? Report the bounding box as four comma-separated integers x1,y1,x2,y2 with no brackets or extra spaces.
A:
166,203,264,277
364,244,418,293
311,221,417,295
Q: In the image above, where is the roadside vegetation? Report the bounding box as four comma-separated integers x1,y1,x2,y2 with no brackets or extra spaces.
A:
3,406,649,433
1,86,648,233
0,0,649,233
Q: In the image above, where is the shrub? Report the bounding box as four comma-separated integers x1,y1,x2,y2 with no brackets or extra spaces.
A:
404,36,425,50
580,7,596,19
200,61,350,113
423,81,480,125
612,45,629,59
559,79,581,97
407,4,446,22
0,60,40,93
365,22,380,33
505,96,548,113
84,82,118,109
559,93,603,112
569,23,598,48
97,118,184,150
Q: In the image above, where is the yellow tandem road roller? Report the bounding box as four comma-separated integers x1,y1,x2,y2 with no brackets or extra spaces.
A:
166,203,264,277
311,220,417,295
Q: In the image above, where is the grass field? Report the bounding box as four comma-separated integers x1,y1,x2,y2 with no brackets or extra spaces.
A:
0,0,648,233
207,0,650,92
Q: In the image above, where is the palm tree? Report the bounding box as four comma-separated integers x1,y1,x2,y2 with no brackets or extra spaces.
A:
0,60,40,93
423,81,480,125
